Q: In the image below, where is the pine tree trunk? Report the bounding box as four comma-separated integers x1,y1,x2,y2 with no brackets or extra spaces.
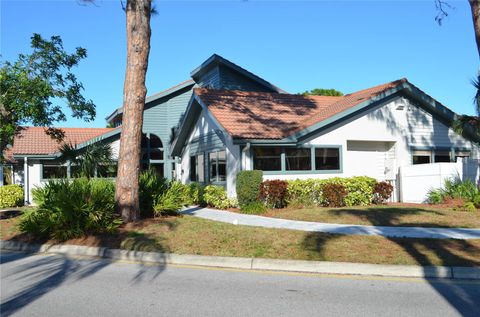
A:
470,0,480,57
115,0,152,222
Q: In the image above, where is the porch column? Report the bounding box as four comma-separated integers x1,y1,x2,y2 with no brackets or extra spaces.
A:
0,165,3,186
24,157,29,205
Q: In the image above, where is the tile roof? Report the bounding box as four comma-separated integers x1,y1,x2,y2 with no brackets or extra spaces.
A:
194,78,407,140
4,127,115,160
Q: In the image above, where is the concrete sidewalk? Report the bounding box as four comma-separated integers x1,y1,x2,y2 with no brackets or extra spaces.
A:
1,240,479,280
181,207,480,240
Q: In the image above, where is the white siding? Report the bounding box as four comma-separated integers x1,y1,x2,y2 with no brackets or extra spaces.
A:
256,96,479,198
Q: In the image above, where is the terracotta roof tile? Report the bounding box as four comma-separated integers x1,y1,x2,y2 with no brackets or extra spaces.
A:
194,78,407,140
4,127,115,160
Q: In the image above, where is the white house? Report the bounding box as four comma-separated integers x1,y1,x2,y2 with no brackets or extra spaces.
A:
2,54,479,204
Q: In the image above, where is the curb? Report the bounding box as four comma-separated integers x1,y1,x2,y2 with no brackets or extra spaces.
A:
1,240,479,280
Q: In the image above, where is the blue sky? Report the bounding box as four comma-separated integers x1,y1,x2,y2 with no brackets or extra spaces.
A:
1,0,478,128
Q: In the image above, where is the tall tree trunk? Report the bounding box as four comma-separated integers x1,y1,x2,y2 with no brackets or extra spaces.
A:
115,0,152,222
470,0,480,57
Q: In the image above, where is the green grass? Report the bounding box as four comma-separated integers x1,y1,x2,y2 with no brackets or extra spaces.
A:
1,213,479,266
263,205,480,228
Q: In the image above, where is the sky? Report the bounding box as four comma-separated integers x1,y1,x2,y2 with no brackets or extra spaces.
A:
1,0,478,128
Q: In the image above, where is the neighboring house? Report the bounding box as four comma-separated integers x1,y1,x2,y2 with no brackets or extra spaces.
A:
2,54,479,204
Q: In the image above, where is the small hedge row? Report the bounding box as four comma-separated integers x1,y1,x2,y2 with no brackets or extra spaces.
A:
0,184,24,208
285,176,391,208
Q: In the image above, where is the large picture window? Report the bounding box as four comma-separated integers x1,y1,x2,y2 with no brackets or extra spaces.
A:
209,150,226,182
315,148,340,170
253,147,281,171
42,164,67,179
285,148,311,171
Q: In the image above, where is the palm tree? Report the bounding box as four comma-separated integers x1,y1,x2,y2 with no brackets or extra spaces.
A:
453,73,480,139
59,142,114,179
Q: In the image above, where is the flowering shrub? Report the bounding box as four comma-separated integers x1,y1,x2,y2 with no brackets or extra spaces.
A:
259,180,288,208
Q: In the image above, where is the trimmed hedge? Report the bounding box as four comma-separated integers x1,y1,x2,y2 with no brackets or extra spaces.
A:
0,184,24,208
285,176,381,208
236,170,263,209
259,180,288,208
203,185,237,209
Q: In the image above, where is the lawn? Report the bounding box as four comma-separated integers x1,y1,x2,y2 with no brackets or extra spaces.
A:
262,204,480,228
1,213,479,267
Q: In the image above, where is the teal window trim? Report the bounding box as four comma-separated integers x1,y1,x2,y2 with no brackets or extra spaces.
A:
253,145,343,175
40,162,68,181
207,148,227,184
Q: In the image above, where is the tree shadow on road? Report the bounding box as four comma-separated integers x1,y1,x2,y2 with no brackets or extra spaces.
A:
0,217,177,317
302,208,480,316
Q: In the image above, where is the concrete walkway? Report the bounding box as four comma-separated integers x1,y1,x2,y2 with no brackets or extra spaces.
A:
181,207,480,240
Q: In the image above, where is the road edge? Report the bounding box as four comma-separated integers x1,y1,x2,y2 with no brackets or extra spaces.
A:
1,240,479,280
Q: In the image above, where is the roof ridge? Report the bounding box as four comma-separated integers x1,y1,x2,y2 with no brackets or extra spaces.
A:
344,78,407,96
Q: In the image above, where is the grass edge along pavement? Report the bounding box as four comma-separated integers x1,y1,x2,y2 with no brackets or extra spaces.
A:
1,240,479,280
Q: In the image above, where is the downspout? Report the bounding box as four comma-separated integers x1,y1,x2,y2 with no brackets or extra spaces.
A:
24,157,29,205
242,142,251,171
0,164,3,186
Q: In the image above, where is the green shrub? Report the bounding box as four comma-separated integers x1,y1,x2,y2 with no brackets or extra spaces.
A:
463,202,477,212
321,183,347,207
342,176,376,206
236,170,263,207
426,177,479,207
21,178,120,240
139,169,168,218
259,180,288,208
286,179,324,207
203,185,237,209
373,181,394,204
239,201,266,214
427,188,444,204
188,182,204,205
0,184,24,208
154,181,188,216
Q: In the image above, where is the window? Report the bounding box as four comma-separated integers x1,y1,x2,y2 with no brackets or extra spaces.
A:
190,156,197,181
209,150,226,182
149,134,163,160
141,133,164,161
253,147,281,171
285,148,311,171
42,164,67,179
97,164,117,178
455,151,470,162
315,148,340,170
434,151,451,163
190,154,204,182
412,150,431,165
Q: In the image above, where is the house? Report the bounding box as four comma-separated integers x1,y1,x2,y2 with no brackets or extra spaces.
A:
2,54,479,204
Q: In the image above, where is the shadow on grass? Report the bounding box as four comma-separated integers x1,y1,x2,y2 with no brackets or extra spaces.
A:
0,215,177,317
302,209,480,316
330,207,446,227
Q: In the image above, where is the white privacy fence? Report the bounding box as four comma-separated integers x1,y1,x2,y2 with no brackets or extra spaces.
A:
399,158,480,203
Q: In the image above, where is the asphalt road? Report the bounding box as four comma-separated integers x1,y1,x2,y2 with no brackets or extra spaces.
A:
1,251,479,317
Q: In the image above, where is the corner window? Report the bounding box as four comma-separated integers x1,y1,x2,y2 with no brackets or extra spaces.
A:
253,147,281,171
42,164,67,179
315,148,340,170
455,151,470,162
285,148,311,171
412,150,431,165
209,150,226,182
